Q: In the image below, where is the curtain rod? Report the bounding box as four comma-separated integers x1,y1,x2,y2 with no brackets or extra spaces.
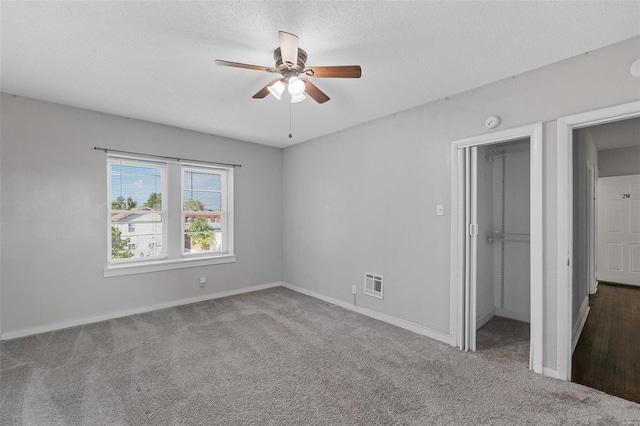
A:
93,147,241,168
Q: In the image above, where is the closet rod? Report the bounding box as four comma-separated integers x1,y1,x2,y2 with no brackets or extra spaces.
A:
93,147,242,168
487,232,530,243
486,150,528,161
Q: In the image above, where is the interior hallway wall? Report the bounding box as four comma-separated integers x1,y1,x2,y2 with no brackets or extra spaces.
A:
0,94,283,337
572,129,598,329
598,146,640,177
282,37,640,371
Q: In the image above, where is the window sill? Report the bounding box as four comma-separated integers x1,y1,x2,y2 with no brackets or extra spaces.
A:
104,254,236,277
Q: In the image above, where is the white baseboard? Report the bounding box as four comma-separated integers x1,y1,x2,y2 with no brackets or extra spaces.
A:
1,282,282,341
543,367,561,380
281,282,454,346
495,307,530,323
476,308,495,330
572,296,590,354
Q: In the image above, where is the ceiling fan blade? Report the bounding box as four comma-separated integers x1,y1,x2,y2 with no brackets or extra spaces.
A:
278,31,299,67
215,60,277,73
304,80,330,104
252,79,281,99
304,65,361,78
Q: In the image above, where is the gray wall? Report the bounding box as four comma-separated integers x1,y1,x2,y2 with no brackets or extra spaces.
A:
282,37,640,370
0,94,282,336
598,146,640,177
0,108,2,336
572,129,598,328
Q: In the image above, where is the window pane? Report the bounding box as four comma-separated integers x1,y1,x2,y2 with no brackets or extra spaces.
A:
184,171,221,191
111,163,162,210
111,212,163,259
183,213,222,253
183,190,221,211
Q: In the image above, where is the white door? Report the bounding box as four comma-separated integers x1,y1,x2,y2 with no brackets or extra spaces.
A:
462,146,478,351
597,174,640,287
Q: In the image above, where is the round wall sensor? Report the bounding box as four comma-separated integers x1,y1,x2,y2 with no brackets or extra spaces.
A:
485,115,501,129
630,58,640,77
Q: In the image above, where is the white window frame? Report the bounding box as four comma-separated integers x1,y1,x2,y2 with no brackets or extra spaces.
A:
107,157,167,265
181,165,231,258
104,155,235,277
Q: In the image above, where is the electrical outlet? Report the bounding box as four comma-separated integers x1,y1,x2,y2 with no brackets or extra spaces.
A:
199,277,206,287
352,285,357,295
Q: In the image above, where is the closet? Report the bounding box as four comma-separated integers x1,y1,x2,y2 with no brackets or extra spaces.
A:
454,126,542,372
475,139,531,333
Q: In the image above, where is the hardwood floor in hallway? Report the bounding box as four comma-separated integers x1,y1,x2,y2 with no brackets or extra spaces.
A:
572,282,640,403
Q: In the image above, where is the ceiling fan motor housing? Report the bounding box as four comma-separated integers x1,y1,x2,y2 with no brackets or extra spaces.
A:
273,47,308,78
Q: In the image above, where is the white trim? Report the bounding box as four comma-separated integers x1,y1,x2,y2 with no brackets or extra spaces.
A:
556,101,640,381
556,118,572,381
495,308,530,323
476,308,495,330
529,124,544,374
543,367,560,380
104,254,236,277
1,281,280,341
572,296,590,354
450,123,544,374
281,282,454,346
587,162,597,295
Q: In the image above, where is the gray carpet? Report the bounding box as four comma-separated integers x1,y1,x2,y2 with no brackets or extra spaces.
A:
1,287,639,425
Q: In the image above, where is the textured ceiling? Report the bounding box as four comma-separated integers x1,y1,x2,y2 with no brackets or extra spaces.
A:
2,1,639,148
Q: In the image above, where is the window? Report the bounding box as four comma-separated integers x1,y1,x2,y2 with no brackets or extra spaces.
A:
182,167,228,255
106,156,234,276
108,159,165,262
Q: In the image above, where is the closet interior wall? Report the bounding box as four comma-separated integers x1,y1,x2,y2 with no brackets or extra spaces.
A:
477,139,531,330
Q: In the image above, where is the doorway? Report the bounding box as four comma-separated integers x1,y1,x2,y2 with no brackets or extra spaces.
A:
450,123,543,374
567,115,640,401
556,101,640,381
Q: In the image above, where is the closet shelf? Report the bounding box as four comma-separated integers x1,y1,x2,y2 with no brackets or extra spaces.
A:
487,232,530,243
485,141,530,161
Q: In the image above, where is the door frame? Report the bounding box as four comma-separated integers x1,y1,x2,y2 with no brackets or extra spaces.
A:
556,100,640,381
586,161,597,295
450,123,543,374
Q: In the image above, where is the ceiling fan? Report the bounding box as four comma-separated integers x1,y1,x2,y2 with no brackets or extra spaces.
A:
215,31,361,104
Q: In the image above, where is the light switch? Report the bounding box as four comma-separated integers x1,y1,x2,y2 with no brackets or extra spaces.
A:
436,204,444,216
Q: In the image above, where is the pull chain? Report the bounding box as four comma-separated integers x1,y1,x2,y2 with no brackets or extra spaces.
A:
288,101,293,139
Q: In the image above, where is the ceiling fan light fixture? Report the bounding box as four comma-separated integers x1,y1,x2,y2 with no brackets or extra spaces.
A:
267,80,285,100
215,31,362,105
290,93,307,104
287,77,306,97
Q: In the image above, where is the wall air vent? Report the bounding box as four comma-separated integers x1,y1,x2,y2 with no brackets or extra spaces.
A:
364,273,383,299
